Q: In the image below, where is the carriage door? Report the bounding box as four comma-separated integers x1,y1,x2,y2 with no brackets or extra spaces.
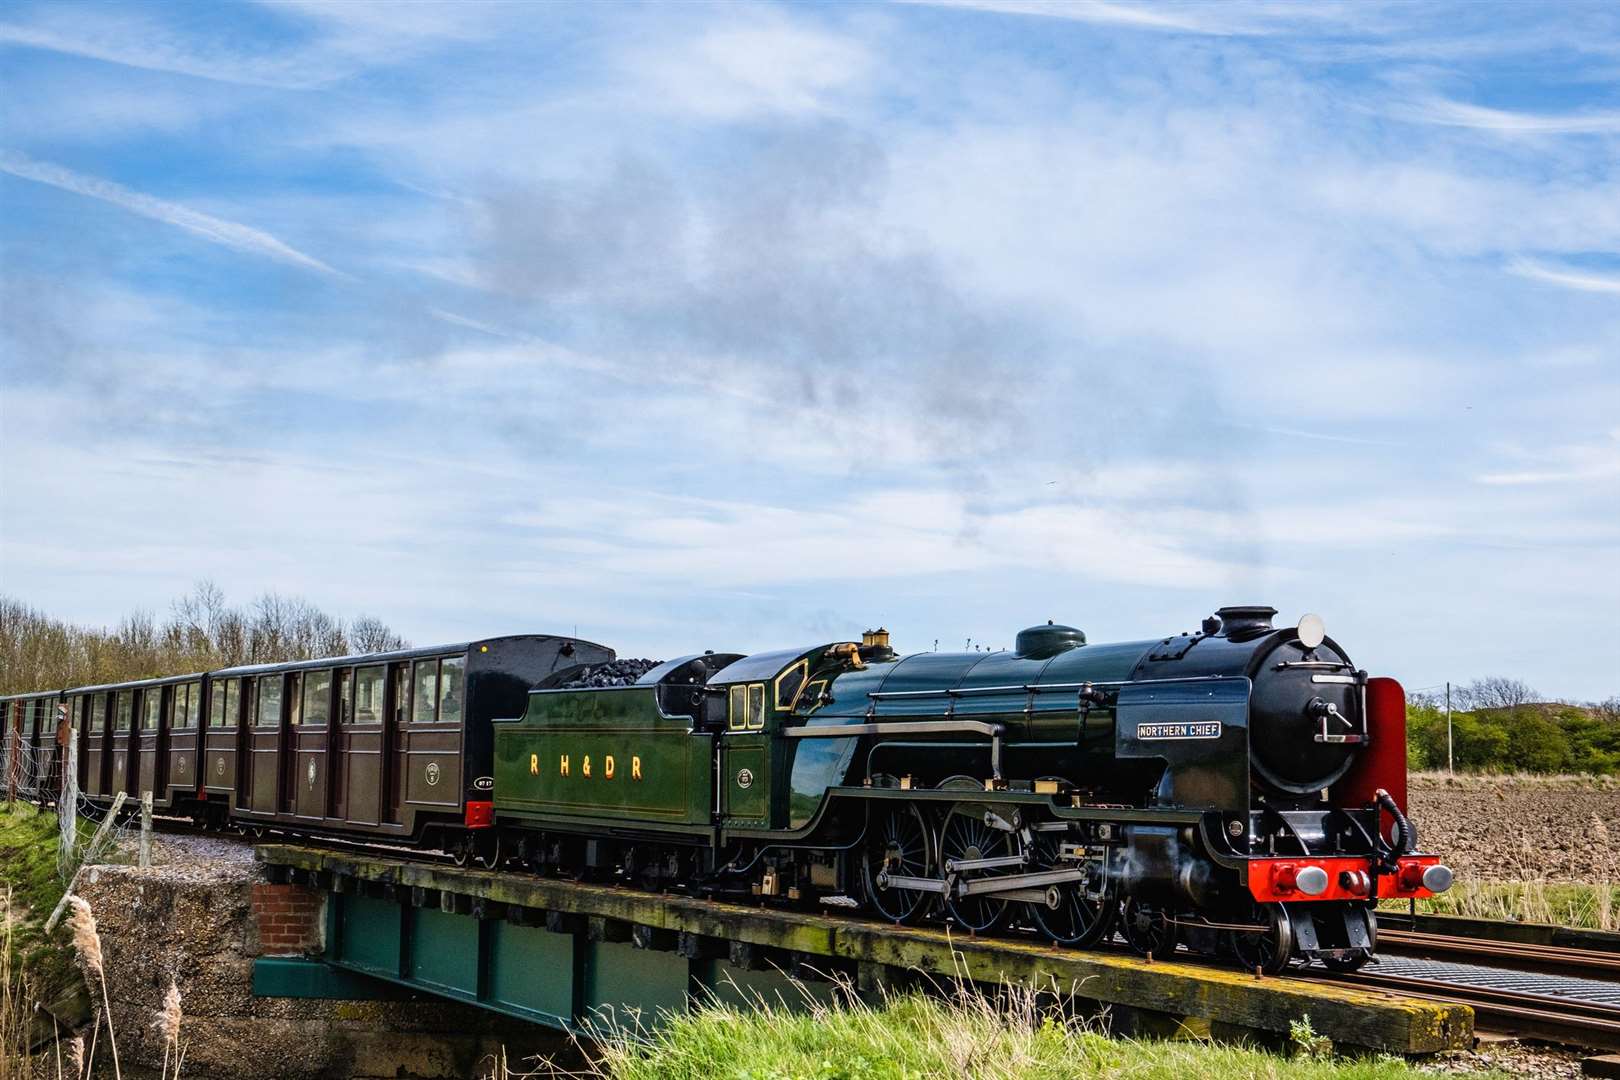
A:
137,687,162,801
279,673,303,814
399,657,463,829
110,691,134,797
340,665,386,826
292,670,331,819
385,662,410,826
720,682,771,827
206,679,242,805
249,676,283,814
167,682,199,803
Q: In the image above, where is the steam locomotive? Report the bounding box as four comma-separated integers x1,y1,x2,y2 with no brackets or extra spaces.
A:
0,605,1450,972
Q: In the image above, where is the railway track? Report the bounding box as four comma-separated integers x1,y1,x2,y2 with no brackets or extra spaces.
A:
1310,926,1620,1051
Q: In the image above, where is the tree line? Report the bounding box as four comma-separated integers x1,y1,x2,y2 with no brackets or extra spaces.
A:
1407,678,1620,774
0,582,408,695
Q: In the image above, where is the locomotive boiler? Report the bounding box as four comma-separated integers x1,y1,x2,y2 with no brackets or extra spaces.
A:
492,605,1452,972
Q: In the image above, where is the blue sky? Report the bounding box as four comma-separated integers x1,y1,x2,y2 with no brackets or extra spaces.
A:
2,0,1617,701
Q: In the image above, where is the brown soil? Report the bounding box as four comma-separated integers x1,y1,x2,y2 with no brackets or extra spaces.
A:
1408,773,1620,882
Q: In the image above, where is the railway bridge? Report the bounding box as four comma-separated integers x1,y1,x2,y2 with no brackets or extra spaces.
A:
250,844,1471,1055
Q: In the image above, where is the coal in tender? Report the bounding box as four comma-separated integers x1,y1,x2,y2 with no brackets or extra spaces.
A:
557,658,664,688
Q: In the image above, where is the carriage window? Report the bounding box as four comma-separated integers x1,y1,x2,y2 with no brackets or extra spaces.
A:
92,694,107,733
392,666,409,727
413,660,438,724
288,673,303,727
303,671,331,727
223,679,237,726
257,678,282,727
336,669,353,725
116,693,133,731
728,685,747,731
354,666,384,726
142,690,161,730
209,683,224,727
748,683,766,730
180,682,200,728
438,656,465,727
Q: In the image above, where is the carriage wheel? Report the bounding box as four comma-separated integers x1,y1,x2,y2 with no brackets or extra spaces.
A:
1119,897,1178,960
1028,829,1112,947
939,802,1015,934
1227,903,1295,975
862,802,935,924
474,831,504,870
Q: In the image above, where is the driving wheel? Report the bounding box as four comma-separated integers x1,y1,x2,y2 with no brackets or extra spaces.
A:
862,802,936,923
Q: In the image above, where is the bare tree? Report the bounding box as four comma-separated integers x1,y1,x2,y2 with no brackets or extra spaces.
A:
1457,677,1540,712
0,585,410,694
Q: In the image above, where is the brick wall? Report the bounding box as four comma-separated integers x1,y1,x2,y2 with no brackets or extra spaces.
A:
250,881,325,956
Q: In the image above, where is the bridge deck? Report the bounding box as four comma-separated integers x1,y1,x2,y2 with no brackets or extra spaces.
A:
254,844,1471,1054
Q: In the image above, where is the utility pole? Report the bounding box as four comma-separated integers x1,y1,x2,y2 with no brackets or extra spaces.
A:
1446,681,1454,774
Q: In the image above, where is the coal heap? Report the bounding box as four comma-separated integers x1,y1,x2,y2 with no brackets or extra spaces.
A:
557,658,664,688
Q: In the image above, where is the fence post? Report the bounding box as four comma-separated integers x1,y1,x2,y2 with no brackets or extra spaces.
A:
139,791,154,868
46,789,128,933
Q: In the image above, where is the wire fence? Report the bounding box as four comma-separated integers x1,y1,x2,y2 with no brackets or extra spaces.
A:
1,722,138,884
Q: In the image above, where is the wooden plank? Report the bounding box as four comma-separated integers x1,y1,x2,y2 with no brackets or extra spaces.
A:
257,843,1472,1054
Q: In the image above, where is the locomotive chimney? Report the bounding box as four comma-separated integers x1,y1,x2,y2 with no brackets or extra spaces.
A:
1214,605,1277,640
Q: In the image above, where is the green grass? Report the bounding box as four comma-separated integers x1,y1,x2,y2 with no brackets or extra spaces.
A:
1382,880,1620,930
0,801,77,991
503,990,1502,1080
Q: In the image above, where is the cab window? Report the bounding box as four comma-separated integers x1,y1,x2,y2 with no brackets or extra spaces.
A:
413,660,438,724
438,656,465,727
774,661,808,711
728,685,747,731
303,670,332,727
747,683,766,730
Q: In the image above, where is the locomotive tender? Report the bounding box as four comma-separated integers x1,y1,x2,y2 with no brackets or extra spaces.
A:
0,605,1451,972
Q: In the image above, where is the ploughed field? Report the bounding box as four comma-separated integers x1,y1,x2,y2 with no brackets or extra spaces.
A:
1402,772,1620,928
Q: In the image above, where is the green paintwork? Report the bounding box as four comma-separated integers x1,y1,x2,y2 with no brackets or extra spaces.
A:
336,892,403,978
583,940,692,1030
250,957,413,1000
493,686,713,827
409,907,481,999
486,920,575,1026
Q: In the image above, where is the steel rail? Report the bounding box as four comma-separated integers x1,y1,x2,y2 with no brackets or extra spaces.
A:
1379,927,1620,982
1323,968,1620,1052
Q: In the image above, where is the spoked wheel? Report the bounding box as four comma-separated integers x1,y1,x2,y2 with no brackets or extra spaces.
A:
1027,829,1113,947
1320,908,1375,972
1227,903,1295,975
1119,898,1178,960
862,802,936,924
939,802,1017,934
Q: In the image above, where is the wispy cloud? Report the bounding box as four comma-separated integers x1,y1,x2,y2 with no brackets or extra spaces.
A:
895,0,1368,36
1477,431,1620,486
1508,257,1620,296
0,151,345,277
1408,97,1620,134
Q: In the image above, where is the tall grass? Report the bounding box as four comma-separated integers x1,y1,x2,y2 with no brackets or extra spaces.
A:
482,980,1468,1080
1,889,32,1080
